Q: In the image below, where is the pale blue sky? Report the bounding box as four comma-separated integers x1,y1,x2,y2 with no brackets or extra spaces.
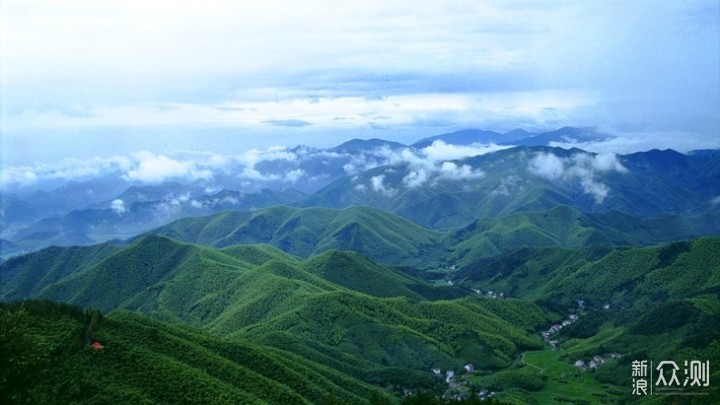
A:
1,0,719,166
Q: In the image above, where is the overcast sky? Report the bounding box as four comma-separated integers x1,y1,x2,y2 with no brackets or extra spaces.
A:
1,0,719,166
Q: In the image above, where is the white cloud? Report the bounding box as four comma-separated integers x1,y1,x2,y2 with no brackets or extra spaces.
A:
549,129,720,155
588,153,628,173
0,166,39,187
343,163,357,174
239,146,296,167
403,168,429,188
284,169,305,183
371,174,396,197
110,199,127,214
220,196,240,205
579,179,609,204
491,175,523,196
1,0,717,162
125,151,213,184
528,153,565,180
240,167,280,181
234,146,299,181
421,141,512,162
367,140,503,188
437,161,484,181
527,151,627,203
0,155,135,189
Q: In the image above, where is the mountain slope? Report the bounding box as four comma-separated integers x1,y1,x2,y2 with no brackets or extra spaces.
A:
453,237,720,402
447,204,720,265
302,250,452,300
0,236,553,381
0,301,393,404
5,188,305,255
151,205,446,267
303,146,720,229
457,237,720,308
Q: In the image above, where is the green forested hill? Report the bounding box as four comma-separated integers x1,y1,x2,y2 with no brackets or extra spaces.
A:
302,250,449,300
150,205,446,267
147,203,720,271
1,234,451,312
0,236,555,398
457,236,720,308
447,205,720,265
3,198,720,403
0,300,394,404
456,237,720,403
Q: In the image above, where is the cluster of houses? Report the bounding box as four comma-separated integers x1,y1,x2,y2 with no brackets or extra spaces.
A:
574,352,621,370
471,288,506,299
541,313,580,346
430,364,499,401
574,355,605,370
432,364,475,383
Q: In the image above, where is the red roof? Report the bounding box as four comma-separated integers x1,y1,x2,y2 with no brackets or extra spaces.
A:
91,341,104,350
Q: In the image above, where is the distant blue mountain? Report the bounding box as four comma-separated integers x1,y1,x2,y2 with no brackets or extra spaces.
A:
303,146,720,229
412,127,611,148
503,126,612,146
413,129,519,147
2,127,717,258
330,138,406,153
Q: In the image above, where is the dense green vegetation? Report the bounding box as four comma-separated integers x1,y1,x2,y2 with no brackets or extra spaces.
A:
2,170,719,404
0,236,557,403
147,203,719,273
151,205,446,267
448,204,720,265
458,237,720,403
457,237,720,308
0,300,394,404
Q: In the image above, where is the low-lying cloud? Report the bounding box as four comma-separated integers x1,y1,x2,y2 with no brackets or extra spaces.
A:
110,199,127,215
350,140,499,194
396,141,494,188
528,151,628,203
0,136,513,198
371,174,396,197
125,152,213,184
549,129,720,155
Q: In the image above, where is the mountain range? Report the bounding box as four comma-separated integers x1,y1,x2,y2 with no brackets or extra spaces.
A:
1,126,719,403
2,128,719,258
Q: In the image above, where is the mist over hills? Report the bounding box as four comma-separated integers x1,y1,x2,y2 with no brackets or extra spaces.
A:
303,146,720,229
2,127,718,257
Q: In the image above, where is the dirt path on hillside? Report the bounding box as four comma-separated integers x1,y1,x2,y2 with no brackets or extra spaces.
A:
521,352,544,374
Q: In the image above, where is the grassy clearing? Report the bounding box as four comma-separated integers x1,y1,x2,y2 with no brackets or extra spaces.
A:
523,349,622,404
562,324,626,357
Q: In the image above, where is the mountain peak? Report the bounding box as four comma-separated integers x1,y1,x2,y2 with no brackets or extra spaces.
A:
329,138,406,153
